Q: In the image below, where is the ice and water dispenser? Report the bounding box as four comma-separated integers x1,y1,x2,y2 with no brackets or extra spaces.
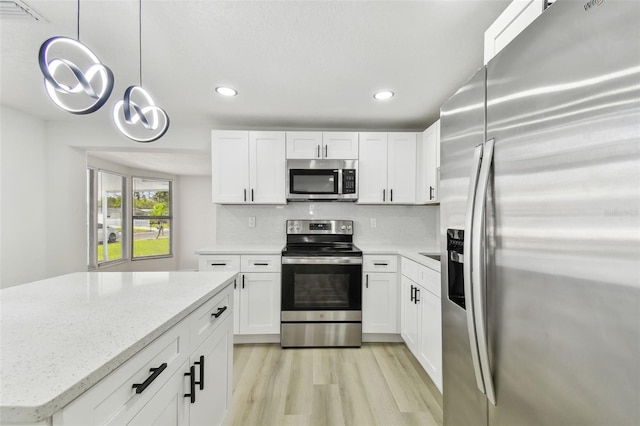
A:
447,229,466,309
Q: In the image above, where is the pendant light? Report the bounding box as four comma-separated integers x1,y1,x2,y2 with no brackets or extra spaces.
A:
38,0,114,114
112,0,169,143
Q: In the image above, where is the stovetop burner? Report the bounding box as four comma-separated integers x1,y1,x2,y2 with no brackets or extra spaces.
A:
282,219,362,257
282,243,362,257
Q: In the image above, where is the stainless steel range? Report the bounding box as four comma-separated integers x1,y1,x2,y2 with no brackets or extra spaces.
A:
281,219,362,347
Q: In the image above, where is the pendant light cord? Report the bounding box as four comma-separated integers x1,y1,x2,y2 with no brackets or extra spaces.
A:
139,0,143,86
77,0,80,40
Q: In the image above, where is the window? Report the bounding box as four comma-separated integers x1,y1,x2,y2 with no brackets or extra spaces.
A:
132,178,172,259
88,169,125,267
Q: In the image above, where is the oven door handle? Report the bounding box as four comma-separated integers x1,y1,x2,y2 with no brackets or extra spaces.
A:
282,257,363,265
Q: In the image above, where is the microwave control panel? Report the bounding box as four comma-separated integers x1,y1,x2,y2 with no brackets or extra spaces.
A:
342,169,356,194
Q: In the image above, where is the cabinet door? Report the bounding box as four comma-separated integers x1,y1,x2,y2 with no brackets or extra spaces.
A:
127,360,190,426
233,279,240,335
417,287,442,393
322,132,359,159
211,131,250,203
387,133,417,204
249,131,286,204
420,121,439,203
239,273,281,334
286,132,322,159
189,315,233,426
400,275,419,353
363,272,398,334
358,132,388,203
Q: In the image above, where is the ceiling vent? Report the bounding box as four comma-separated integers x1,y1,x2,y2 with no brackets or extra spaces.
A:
0,0,47,22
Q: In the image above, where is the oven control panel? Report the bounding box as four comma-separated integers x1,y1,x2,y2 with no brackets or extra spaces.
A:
287,220,353,235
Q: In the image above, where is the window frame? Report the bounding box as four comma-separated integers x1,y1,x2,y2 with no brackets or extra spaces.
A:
131,177,173,261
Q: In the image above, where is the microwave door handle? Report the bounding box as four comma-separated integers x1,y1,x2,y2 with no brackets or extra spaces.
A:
473,139,496,406
337,169,343,195
464,143,485,396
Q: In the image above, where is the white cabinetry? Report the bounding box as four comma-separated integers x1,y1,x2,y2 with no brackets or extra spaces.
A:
400,257,442,392
54,284,234,426
362,255,398,334
417,120,440,204
211,131,285,204
484,0,546,64
286,132,358,159
199,254,281,336
358,132,417,204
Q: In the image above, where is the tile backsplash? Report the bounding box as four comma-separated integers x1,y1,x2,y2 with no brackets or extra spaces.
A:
216,203,439,247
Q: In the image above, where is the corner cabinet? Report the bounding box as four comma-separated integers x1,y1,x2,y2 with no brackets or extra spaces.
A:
358,132,417,204
53,283,234,426
417,120,440,204
211,131,286,204
400,257,442,393
286,132,359,159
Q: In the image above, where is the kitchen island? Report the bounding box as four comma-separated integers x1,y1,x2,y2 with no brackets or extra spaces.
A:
0,271,236,425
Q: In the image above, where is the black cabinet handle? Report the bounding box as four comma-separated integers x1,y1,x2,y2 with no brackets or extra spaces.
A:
373,262,388,266
233,279,237,289
194,355,204,390
132,363,167,394
317,145,321,158
410,285,415,302
184,365,196,403
365,274,369,289
415,288,420,304
251,188,254,202
210,263,227,266
429,186,434,200
243,188,247,202
212,306,227,318
242,274,245,289
325,145,328,158
253,263,269,266
383,189,386,202
390,189,393,202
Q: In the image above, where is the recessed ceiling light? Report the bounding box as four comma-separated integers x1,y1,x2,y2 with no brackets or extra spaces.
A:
374,91,394,100
215,86,237,97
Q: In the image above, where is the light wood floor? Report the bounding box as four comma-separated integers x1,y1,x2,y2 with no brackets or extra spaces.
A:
228,343,443,426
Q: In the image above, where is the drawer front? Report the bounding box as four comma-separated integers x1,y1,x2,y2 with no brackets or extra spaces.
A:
198,255,240,272
240,255,281,273
54,320,190,426
363,255,398,272
401,257,419,282
190,282,234,351
418,264,441,297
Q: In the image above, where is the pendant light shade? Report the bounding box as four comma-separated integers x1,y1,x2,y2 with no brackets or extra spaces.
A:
38,36,114,114
113,85,170,143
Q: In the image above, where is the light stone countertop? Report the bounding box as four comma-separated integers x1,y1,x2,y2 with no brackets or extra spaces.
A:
0,270,237,424
195,244,284,255
356,244,442,272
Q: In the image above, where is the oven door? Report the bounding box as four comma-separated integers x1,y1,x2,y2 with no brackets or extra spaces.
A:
281,257,362,314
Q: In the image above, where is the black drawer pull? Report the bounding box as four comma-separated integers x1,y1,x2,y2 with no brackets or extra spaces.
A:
373,262,388,266
410,285,415,302
212,306,228,318
194,355,204,390
132,362,167,394
184,365,196,403
210,263,227,266
415,288,420,304
253,262,269,266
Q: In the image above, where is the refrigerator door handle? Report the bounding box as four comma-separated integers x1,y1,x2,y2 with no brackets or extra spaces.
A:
463,143,486,395
472,138,496,405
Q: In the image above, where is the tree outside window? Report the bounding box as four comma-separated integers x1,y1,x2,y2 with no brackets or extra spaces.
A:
132,178,172,259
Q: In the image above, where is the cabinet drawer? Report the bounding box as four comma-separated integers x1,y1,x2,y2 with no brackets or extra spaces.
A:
54,320,190,425
418,264,441,298
199,255,241,272
240,255,281,273
401,257,419,282
190,283,234,351
363,255,398,272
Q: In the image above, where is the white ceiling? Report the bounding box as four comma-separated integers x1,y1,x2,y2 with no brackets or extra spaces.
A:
1,0,510,175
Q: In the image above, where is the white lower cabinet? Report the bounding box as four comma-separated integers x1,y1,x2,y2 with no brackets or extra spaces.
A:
400,257,442,393
362,255,398,334
53,284,234,426
200,254,281,336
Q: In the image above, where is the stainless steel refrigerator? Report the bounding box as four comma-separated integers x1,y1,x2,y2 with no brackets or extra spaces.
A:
439,1,640,425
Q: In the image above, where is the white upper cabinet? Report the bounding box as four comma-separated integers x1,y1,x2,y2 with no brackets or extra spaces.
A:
359,132,416,204
212,131,285,204
417,120,440,204
484,0,546,64
286,132,358,159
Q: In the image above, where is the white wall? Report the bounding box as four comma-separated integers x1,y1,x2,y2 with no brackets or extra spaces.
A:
0,106,48,288
176,176,216,270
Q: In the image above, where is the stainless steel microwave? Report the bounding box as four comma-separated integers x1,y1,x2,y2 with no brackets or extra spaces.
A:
286,159,358,201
